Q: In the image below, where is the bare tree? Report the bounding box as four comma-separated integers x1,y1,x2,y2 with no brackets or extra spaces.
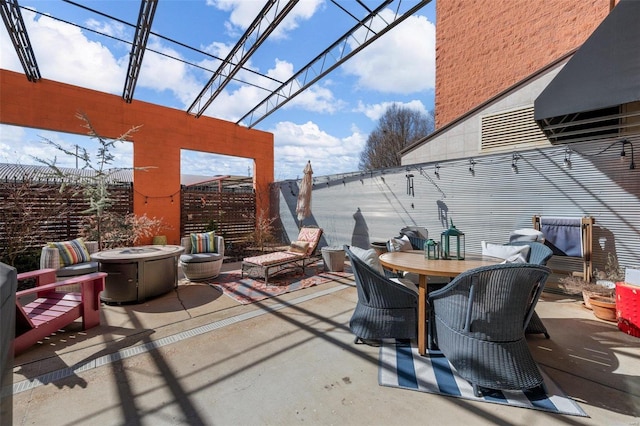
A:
34,112,144,249
359,104,434,170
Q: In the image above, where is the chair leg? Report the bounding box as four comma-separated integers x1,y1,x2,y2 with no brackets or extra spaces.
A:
473,384,483,397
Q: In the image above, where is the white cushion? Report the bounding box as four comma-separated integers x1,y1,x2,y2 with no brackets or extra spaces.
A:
481,241,530,263
388,235,412,252
349,246,384,275
390,277,418,294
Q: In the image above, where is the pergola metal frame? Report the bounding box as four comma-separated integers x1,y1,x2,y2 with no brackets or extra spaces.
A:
122,0,158,103
0,0,40,82
2,0,432,128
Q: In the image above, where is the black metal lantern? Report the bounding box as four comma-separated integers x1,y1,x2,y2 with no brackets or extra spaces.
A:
424,238,439,259
441,219,465,260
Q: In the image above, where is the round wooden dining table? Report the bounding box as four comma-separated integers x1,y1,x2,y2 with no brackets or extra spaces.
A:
379,250,502,355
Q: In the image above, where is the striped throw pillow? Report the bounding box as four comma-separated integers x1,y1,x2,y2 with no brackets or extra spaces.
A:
190,231,217,254
48,238,91,266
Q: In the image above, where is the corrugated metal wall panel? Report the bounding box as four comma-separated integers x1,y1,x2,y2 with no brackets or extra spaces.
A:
278,140,640,291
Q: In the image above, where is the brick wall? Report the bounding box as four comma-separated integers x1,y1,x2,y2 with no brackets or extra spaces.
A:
435,0,615,128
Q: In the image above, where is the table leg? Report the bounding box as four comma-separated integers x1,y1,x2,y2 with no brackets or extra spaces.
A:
418,274,427,356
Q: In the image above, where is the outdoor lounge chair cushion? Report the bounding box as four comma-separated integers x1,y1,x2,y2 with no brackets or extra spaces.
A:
481,241,530,263
289,240,310,254
190,231,217,253
243,251,303,266
47,238,92,266
296,227,323,255
348,246,384,275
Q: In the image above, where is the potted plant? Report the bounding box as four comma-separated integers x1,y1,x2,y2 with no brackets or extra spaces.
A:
559,274,616,321
594,253,625,289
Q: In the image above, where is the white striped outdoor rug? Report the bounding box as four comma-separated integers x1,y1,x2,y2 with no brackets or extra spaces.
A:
379,340,588,417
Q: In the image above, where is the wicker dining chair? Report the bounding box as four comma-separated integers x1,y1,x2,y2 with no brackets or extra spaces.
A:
345,246,418,342
505,241,554,338
427,263,551,397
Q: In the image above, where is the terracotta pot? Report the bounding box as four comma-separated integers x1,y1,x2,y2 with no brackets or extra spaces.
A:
582,290,596,309
589,295,617,322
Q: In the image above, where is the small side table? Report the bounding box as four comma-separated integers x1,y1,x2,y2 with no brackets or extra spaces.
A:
321,247,345,272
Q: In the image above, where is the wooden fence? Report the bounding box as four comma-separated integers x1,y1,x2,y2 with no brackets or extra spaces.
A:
1,180,256,262
0,181,133,252
180,186,256,248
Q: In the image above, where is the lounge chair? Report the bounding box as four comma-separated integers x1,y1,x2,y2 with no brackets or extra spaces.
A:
241,227,323,284
428,263,551,396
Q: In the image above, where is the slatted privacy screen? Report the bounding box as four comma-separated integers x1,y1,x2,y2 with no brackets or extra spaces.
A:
0,181,133,251
180,186,255,245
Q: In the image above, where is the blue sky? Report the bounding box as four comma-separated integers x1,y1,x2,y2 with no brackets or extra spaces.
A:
0,0,436,180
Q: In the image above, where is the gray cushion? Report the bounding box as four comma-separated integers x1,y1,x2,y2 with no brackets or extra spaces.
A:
180,253,223,264
56,261,99,277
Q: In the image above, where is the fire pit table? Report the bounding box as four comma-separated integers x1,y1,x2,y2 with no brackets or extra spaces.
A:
92,245,184,304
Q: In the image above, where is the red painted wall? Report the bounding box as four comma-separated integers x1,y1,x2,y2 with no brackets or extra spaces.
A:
435,0,615,128
0,69,274,245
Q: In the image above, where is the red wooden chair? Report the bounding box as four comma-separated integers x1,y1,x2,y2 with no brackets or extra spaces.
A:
15,269,106,355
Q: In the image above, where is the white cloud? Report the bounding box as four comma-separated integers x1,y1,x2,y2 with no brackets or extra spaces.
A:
342,11,435,94
208,0,323,39
85,18,127,39
23,10,125,93
199,57,345,122
356,99,430,121
138,39,205,107
286,84,344,114
180,150,253,177
0,124,133,169
269,121,365,179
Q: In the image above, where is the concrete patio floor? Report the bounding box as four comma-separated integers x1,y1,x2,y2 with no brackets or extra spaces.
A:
10,261,640,425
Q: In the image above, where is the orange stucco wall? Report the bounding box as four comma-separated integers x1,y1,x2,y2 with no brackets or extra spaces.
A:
435,0,615,128
0,69,274,245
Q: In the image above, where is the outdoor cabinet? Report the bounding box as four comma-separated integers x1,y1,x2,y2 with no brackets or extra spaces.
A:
100,262,138,303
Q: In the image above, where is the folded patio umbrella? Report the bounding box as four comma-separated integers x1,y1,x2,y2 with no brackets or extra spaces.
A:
296,161,313,224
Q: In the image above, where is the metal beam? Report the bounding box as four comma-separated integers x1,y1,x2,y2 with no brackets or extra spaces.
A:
122,0,158,103
0,0,41,82
188,0,299,118
238,0,432,128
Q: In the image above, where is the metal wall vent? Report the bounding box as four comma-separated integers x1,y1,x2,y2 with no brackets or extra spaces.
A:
481,106,550,152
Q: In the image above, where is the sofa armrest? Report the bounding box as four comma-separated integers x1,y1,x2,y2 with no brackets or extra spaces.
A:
180,237,192,253
85,241,99,254
216,236,225,257
40,246,61,270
